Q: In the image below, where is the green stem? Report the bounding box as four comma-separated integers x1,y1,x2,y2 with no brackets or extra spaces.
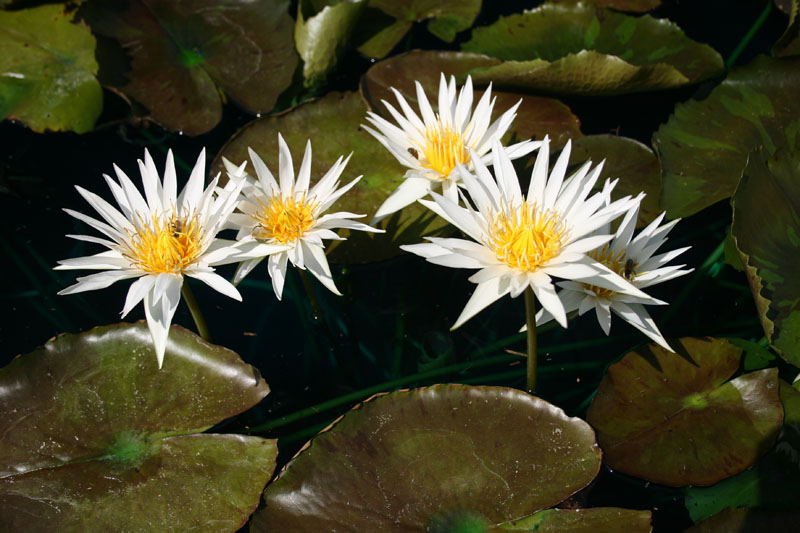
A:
524,287,538,393
726,0,773,69
181,281,211,341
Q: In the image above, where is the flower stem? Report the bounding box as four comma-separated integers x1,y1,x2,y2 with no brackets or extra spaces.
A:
181,281,211,342
524,286,538,394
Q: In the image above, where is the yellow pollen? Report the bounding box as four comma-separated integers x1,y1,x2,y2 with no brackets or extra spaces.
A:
420,124,469,177
126,213,203,273
584,244,631,298
252,194,317,244
487,200,568,272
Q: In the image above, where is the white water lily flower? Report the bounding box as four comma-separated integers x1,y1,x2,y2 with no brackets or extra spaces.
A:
401,137,652,330
535,201,693,351
363,73,539,221
224,135,382,299
56,149,266,368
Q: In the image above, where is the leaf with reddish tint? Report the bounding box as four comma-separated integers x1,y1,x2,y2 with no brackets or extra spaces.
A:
461,3,723,95
587,337,783,487
732,148,800,367
360,50,582,149
0,323,276,531
570,135,661,227
213,90,452,264
654,55,800,219
252,385,602,531
498,508,652,532
80,0,297,135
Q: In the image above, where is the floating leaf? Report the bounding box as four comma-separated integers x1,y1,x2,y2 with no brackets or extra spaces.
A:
360,50,583,148
732,148,800,367
373,0,481,42
296,0,366,88
570,135,661,227
654,55,800,219
553,0,661,11
80,0,297,135
461,3,723,95
498,507,652,532
587,337,783,487
0,323,276,531
685,507,800,532
252,385,602,530
213,90,451,264
352,9,410,59
0,4,102,133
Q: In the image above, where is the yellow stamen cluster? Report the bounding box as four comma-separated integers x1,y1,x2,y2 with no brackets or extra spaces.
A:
126,213,203,273
252,194,317,244
420,124,469,177
584,244,631,298
487,200,568,272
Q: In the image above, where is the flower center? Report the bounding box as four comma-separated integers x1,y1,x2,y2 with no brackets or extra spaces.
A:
487,200,568,272
420,124,469,178
252,194,317,244
126,213,203,273
584,244,633,298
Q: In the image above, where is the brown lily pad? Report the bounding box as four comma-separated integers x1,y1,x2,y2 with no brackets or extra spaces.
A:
497,507,652,532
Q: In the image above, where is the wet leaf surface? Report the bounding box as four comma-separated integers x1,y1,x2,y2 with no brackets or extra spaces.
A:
0,4,101,133
654,55,800,219
213,90,452,264
587,337,783,487
497,507,652,532
80,0,297,135
0,322,275,531
360,50,583,148
732,148,800,367
252,385,602,531
461,3,723,95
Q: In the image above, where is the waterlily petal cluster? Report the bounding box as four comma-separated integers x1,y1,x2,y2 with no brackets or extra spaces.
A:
363,74,539,220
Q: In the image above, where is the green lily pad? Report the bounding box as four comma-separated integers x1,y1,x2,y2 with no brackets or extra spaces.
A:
773,0,799,57
552,0,661,10
360,50,583,148
80,0,297,135
586,337,783,487
570,135,661,227
352,8,410,59
0,322,276,531
685,507,800,532
296,0,366,88
213,90,452,264
0,4,102,133
461,3,723,95
654,55,800,219
684,381,800,523
252,385,602,531
498,507,652,532
731,148,800,367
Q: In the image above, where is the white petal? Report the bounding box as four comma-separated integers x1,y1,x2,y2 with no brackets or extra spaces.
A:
267,252,290,300
612,301,673,352
233,257,265,285
527,135,550,202
372,176,432,222
121,275,157,318
143,274,182,369
595,299,612,335
277,134,295,197
452,276,512,330
530,272,567,327
295,140,313,194
58,270,141,295
187,270,242,301
302,240,341,296
179,149,206,212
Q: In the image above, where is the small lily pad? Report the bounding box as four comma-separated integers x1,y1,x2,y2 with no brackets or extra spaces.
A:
0,323,276,531
252,385,602,530
498,507,652,532
570,135,661,227
360,50,583,149
587,337,783,487
0,4,102,133
461,3,723,95
654,55,800,219
213,90,452,264
731,148,800,367
80,0,297,135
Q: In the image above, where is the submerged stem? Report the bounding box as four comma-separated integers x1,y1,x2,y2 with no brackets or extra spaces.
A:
524,286,538,393
181,281,211,342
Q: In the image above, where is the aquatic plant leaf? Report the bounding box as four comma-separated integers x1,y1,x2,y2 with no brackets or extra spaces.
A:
370,0,481,43
461,3,723,95
296,0,366,88
684,381,800,523
570,135,661,227
732,148,800,367
552,0,661,11
213,90,451,264
685,507,800,532
0,4,101,133
498,507,652,532
773,0,800,57
360,50,582,149
587,337,783,487
0,322,275,531
80,0,297,135
654,55,800,219
252,385,602,531
352,10,410,59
